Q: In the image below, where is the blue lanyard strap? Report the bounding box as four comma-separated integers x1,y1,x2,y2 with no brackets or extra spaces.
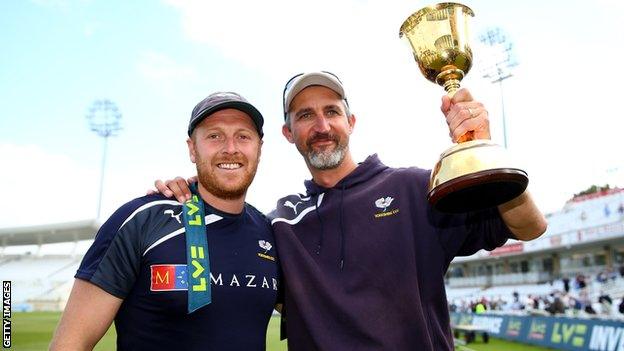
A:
182,183,212,313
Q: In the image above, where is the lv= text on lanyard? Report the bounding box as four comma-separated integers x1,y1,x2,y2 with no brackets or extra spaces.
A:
182,183,212,313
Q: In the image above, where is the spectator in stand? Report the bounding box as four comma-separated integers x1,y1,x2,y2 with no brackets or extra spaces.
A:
584,304,597,315
578,290,596,315
449,301,457,313
607,267,617,281
475,302,486,314
575,274,587,290
511,291,524,311
597,270,608,284
598,292,613,315
568,296,582,315
530,295,539,310
489,297,501,311
547,293,566,315
460,300,470,313
562,275,570,293
499,297,511,312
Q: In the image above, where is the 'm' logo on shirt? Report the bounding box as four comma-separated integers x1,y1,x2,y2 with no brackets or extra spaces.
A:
150,264,188,291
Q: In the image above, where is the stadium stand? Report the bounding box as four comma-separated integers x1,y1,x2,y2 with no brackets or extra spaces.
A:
0,220,98,311
446,188,624,322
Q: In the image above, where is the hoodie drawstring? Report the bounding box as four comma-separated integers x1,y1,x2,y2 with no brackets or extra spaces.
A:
313,188,346,271
339,183,346,270
314,193,325,256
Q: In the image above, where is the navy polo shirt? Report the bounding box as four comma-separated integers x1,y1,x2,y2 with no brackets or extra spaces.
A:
76,194,280,351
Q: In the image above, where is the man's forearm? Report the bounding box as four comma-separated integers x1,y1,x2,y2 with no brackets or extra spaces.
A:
498,191,547,241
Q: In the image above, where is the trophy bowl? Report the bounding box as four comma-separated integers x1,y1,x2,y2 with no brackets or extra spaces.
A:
400,2,474,95
400,3,528,213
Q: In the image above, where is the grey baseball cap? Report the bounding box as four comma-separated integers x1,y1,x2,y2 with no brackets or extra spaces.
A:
188,92,264,138
282,71,348,119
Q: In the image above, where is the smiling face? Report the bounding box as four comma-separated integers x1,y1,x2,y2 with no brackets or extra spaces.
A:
187,108,262,200
282,85,355,170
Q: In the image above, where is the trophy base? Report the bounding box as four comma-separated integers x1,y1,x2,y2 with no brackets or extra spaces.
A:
428,168,528,213
427,140,528,213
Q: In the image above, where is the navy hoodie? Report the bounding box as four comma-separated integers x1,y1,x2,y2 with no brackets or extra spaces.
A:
269,154,514,350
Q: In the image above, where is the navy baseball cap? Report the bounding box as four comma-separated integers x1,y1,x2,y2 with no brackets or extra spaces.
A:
188,92,264,138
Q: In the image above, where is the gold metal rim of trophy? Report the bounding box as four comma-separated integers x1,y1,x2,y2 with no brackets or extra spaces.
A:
399,2,475,39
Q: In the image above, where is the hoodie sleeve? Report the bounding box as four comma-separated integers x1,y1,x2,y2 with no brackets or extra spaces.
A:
410,167,515,267
435,207,515,267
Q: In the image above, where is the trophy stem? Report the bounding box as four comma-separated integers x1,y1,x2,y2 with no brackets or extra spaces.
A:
436,67,464,98
437,67,474,142
443,79,461,97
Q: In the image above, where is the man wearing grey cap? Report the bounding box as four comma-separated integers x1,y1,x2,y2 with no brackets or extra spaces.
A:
50,92,280,351
157,72,547,350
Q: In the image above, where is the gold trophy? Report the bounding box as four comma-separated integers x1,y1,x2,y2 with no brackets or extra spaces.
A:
399,2,528,213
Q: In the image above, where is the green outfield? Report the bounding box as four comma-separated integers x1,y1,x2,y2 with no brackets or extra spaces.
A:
11,312,554,351
12,312,285,351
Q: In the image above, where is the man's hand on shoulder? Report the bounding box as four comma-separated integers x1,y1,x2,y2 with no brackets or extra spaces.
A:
148,176,196,203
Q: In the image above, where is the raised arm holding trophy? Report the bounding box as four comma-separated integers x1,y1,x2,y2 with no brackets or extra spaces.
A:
400,2,528,213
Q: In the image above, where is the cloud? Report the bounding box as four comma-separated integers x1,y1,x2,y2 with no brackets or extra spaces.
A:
137,51,196,83
0,143,98,227
164,0,422,75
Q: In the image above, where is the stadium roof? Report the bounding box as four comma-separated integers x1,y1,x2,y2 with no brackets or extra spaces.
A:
0,220,100,246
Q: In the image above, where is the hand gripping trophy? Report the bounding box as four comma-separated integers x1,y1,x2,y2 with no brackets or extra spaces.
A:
399,2,528,213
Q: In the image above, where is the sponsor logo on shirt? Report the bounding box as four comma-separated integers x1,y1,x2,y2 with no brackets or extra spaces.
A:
150,264,278,291
151,264,188,291
210,272,278,290
284,200,303,214
257,240,275,261
163,209,182,224
374,196,400,218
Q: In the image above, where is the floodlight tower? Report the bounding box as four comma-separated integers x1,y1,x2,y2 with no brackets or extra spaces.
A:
479,28,517,148
86,100,122,220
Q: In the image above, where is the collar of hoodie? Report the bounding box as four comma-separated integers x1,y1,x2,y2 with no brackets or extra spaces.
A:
305,154,388,270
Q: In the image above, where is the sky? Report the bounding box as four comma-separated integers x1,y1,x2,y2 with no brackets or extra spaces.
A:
1,0,623,228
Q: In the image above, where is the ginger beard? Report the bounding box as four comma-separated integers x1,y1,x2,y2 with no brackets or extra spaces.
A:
195,150,260,200
302,131,349,170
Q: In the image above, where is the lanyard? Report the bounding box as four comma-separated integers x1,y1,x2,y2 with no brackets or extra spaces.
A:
182,183,212,313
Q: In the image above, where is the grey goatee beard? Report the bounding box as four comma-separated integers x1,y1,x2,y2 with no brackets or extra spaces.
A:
301,131,349,170
307,145,347,170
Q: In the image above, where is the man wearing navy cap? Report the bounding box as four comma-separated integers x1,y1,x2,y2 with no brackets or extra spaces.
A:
50,92,279,351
